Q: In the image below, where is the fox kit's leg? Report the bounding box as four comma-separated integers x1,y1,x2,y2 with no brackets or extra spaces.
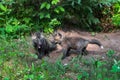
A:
81,47,88,55
61,45,71,60
37,51,44,59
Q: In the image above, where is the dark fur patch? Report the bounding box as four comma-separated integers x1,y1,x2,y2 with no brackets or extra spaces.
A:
32,32,57,59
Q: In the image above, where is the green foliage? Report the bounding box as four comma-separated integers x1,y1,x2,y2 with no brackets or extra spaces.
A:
62,0,100,30
39,0,64,34
52,0,60,5
40,2,51,10
111,59,120,72
0,0,65,38
112,2,120,27
0,0,33,38
0,37,120,80
44,18,61,34
107,49,115,57
0,0,120,37
62,0,119,31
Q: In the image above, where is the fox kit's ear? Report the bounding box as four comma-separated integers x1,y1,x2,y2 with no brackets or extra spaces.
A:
53,31,62,37
58,32,62,38
31,33,36,39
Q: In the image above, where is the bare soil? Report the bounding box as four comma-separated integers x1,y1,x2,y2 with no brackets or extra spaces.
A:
30,28,120,64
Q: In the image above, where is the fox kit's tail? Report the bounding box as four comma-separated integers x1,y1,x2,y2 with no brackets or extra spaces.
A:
89,39,104,49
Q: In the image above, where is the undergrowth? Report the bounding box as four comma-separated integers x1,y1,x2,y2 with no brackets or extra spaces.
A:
0,37,120,80
0,0,120,37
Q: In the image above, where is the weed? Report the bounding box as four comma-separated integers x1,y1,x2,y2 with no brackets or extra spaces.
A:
0,37,120,79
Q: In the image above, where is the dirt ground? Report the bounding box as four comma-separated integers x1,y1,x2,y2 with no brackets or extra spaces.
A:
31,28,120,64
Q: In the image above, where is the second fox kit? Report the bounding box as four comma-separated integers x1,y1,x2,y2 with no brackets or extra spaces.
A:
32,32,57,59
53,32,104,59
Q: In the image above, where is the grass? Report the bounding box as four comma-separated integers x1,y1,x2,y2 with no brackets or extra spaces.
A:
0,36,120,80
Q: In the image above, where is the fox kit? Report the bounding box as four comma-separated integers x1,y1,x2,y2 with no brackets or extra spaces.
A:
53,32,104,59
32,32,57,59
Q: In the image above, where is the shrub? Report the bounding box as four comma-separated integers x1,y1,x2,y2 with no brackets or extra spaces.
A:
0,0,65,38
0,0,120,37
112,2,120,28
61,0,119,31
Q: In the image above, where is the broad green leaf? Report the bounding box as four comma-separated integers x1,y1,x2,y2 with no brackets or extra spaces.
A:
86,6,93,13
107,49,115,57
77,74,82,80
40,2,47,10
72,1,75,7
23,18,31,23
31,63,35,71
97,74,102,79
93,18,100,24
111,60,120,73
78,0,81,4
45,13,50,18
48,28,54,33
46,3,51,10
54,8,60,13
0,12,4,15
3,77,10,80
54,6,65,14
12,19,20,25
51,0,60,5
0,3,7,12
0,17,5,21
58,6,65,12
49,18,61,26
5,24,13,33
39,13,45,19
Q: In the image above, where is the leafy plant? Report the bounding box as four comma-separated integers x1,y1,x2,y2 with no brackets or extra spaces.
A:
107,49,115,57
111,59,120,72
44,18,61,34
0,0,65,38
39,0,64,33
62,0,119,31
112,2,120,27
